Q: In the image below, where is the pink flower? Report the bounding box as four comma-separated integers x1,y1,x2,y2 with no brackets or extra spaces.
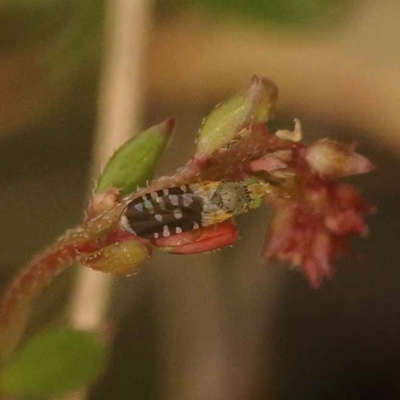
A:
76,76,377,287
263,141,375,288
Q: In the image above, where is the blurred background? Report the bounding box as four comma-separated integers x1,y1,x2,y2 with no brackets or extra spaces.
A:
1,0,400,398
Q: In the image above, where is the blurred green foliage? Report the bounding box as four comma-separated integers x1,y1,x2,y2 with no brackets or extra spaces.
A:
1,0,355,84
158,0,352,27
0,328,105,397
0,0,104,83
0,1,69,53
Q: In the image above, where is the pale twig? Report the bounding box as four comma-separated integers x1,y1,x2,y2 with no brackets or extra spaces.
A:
68,0,151,332
61,2,150,399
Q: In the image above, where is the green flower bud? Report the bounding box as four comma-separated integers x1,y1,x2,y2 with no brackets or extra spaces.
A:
78,239,151,275
96,119,174,195
195,76,277,158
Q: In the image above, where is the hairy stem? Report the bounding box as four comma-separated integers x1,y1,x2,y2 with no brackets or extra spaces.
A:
0,202,125,358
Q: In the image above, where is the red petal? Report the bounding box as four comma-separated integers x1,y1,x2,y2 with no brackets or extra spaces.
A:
153,221,239,254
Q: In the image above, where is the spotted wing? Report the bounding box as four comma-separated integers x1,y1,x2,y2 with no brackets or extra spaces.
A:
123,187,204,239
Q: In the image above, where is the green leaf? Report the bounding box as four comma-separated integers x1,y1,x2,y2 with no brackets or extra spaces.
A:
0,328,105,397
96,119,174,195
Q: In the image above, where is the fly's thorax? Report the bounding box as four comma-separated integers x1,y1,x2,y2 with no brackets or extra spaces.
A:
206,181,268,215
213,182,251,214
191,180,268,225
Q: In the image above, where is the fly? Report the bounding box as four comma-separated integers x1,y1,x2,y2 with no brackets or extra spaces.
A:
120,180,271,240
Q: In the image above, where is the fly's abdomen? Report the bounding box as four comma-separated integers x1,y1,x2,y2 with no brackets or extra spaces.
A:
121,186,204,239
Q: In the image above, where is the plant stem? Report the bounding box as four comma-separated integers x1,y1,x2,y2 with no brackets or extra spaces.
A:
0,202,125,358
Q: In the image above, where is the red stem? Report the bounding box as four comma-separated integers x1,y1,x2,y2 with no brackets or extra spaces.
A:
0,202,126,357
